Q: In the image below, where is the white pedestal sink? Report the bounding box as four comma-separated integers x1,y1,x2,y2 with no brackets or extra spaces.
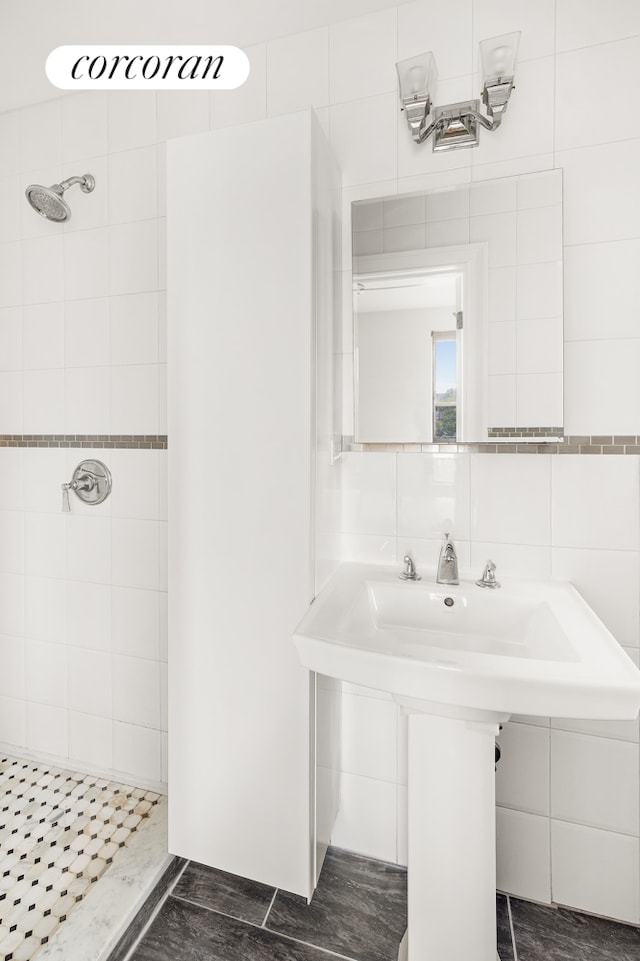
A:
293,563,640,961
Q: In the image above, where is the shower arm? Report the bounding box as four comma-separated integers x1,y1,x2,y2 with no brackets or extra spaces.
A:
59,174,95,194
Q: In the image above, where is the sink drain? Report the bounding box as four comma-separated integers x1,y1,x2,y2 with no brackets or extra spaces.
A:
443,597,454,607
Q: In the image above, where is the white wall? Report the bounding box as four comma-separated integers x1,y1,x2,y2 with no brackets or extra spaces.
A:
0,0,639,924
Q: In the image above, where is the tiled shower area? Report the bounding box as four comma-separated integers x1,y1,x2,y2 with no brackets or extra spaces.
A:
0,754,160,961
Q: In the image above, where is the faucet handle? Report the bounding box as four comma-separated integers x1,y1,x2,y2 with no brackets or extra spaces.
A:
399,554,421,581
476,559,500,589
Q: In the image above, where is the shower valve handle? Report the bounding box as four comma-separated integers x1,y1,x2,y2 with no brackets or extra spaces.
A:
61,482,72,513
61,461,112,513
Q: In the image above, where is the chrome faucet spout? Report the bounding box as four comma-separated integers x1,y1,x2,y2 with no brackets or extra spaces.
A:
436,533,459,585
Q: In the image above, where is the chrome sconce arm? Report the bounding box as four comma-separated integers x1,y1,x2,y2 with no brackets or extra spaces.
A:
397,32,520,152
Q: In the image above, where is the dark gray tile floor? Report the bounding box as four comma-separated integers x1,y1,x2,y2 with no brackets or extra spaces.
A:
127,848,640,961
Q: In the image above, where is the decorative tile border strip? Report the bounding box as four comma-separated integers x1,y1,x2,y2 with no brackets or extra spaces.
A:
488,427,563,438
343,435,640,455
0,435,168,449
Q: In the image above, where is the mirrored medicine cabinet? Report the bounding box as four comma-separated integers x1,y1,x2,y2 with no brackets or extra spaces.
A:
351,169,563,444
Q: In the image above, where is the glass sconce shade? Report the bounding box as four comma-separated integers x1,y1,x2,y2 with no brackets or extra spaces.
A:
479,31,521,83
396,51,438,107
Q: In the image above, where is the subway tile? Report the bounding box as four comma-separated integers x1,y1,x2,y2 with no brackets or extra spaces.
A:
472,153,555,184
398,0,472,77
329,8,397,104
67,580,111,651
341,452,396,535
551,455,639,550
109,449,160,521
517,372,562,428
353,200,383,232
112,518,160,590
469,542,551,579
68,646,111,717
65,297,110,367
22,302,65,369
331,771,397,863
0,112,19,178
66,514,111,584
516,205,562,265
0,695,25,746
21,235,64,304
24,576,65,643
112,654,161,728
496,722,550,816
22,447,66,513
25,702,68,758
470,453,551,545
516,319,562,374
383,195,425,228
469,58,554,166
19,101,62,173
0,573,24,636
426,184,470,223
426,217,468,247
556,39,640,152
341,693,397,782
64,227,109,301
110,364,159,435
0,241,21,307
331,94,398,187
469,211,517,267
212,44,266,130
0,307,21,370
556,0,640,52
383,223,426,252
156,91,210,141
25,637,67,708
473,0,555,63
564,339,640,437
0,509,24,573
109,146,157,225
564,240,640,342
113,721,161,783
69,711,113,771
516,262,562,320
267,28,329,116
551,548,640,649
107,91,157,153
24,512,65,579
487,374,517,428
469,177,517,217
110,292,158,367
496,808,551,904
488,267,516,324
517,169,562,210
397,452,470,540
0,448,24,510
550,731,639,836
0,634,25,699
551,820,640,924
62,92,108,163
488,322,517,375
23,369,65,434
559,139,640,246
109,220,158,296
0,174,21,244
340,532,397,565
65,366,110,434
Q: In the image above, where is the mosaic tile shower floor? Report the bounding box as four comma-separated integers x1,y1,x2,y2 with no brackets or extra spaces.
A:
0,754,159,961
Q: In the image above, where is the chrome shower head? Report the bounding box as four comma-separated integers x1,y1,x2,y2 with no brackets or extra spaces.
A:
25,173,95,223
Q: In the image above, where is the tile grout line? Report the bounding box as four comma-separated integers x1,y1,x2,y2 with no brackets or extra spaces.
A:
261,887,278,928
169,892,362,961
506,895,518,961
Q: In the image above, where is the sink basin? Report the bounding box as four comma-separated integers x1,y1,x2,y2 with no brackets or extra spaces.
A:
294,562,640,720
294,562,640,961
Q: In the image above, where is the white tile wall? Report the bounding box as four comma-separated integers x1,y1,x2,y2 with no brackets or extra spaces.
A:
1,0,639,924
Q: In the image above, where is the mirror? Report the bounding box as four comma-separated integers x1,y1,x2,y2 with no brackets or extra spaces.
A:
351,169,563,444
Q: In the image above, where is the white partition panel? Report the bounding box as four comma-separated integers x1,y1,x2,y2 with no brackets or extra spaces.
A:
167,112,326,898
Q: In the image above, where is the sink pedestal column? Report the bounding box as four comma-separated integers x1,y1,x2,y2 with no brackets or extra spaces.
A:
401,705,503,961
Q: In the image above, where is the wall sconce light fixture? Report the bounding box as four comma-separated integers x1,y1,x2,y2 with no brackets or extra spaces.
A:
396,32,521,152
